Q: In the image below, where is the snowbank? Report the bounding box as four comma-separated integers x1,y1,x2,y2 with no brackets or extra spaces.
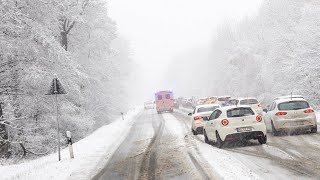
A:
0,107,142,180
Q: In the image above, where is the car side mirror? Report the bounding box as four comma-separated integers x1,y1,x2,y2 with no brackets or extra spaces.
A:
188,113,192,116
263,108,268,113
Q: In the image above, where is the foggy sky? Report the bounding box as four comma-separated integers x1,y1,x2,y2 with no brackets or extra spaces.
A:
108,0,262,101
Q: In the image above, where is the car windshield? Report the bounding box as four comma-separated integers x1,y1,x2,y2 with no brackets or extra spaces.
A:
197,106,219,113
240,99,259,105
278,101,310,110
227,107,255,117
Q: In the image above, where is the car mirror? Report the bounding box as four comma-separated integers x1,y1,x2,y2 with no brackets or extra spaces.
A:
263,108,268,113
188,113,192,116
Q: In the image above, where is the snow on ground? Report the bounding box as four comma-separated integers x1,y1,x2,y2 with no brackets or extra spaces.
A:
0,107,142,180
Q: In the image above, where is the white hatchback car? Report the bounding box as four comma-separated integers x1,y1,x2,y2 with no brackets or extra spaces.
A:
263,97,317,135
203,105,267,148
189,104,221,135
236,98,263,115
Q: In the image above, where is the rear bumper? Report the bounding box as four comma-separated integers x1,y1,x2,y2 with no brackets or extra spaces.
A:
274,117,317,131
225,131,265,141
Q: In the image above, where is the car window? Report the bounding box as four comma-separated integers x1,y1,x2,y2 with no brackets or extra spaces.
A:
209,110,218,120
240,99,259,105
218,97,229,101
278,101,310,111
197,106,219,113
270,102,276,111
214,110,222,119
158,95,162,100
227,107,255,118
165,94,171,99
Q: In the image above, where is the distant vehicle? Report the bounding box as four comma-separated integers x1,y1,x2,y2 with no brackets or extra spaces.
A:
224,98,238,106
188,104,221,135
217,96,231,106
205,96,217,104
155,90,174,114
173,99,180,109
182,98,193,108
203,106,267,148
235,98,263,115
144,101,154,109
263,97,317,135
196,97,208,106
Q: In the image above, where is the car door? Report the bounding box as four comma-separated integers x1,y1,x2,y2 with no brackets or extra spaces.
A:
265,102,276,131
206,110,222,140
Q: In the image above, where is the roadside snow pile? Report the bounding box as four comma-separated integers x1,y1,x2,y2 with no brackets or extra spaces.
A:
0,107,142,180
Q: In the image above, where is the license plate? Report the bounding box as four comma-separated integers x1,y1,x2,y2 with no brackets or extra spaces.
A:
237,127,252,132
290,122,304,126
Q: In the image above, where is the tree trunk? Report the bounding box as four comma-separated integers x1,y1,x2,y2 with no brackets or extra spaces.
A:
61,31,68,51
0,103,9,157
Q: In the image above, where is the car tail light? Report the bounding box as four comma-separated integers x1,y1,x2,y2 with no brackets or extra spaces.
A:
256,115,262,122
304,109,314,113
221,119,229,126
194,116,202,120
275,112,287,116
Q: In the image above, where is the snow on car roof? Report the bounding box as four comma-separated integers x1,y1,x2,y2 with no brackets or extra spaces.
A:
274,95,304,100
196,104,220,108
217,105,252,111
274,97,306,103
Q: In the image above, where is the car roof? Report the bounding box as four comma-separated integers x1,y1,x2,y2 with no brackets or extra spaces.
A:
275,97,307,103
217,105,252,111
237,97,258,100
196,104,220,108
274,95,304,100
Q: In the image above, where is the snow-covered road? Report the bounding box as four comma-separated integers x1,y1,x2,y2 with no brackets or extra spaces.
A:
2,107,320,179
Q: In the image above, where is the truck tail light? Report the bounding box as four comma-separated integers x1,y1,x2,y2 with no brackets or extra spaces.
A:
304,109,314,113
256,115,262,122
275,112,287,116
221,119,229,126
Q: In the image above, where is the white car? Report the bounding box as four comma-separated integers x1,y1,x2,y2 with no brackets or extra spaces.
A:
189,104,221,135
235,97,263,115
217,96,231,106
203,105,267,148
144,101,154,109
263,97,317,135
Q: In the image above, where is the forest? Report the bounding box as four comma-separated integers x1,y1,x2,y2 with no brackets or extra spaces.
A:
0,0,133,161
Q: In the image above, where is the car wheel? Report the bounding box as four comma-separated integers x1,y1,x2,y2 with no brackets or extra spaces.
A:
192,128,198,135
157,111,161,114
258,135,267,144
216,131,224,148
311,125,317,133
204,130,211,145
271,121,279,136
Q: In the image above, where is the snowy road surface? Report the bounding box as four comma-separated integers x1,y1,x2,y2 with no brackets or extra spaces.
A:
93,108,320,180
2,108,320,180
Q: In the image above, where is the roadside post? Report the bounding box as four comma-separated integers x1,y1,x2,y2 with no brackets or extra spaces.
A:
66,131,74,159
46,74,67,161
121,112,124,120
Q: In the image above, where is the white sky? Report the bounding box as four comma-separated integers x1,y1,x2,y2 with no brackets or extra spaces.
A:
108,0,262,100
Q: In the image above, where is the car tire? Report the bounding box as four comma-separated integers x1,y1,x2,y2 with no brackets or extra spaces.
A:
216,131,224,148
192,128,198,135
311,125,317,133
157,111,161,114
271,121,279,136
204,130,211,145
258,135,267,144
